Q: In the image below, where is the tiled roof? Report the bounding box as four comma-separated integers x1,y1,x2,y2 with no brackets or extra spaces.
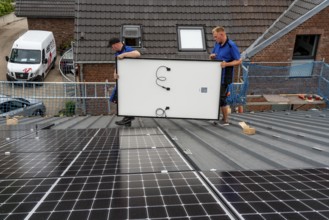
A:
15,0,75,18
243,0,329,58
74,0,293,63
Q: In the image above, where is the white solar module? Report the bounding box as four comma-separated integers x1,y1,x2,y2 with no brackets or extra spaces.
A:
117,58,222,120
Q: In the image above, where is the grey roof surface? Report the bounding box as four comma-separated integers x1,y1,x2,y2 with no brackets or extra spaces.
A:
74,0,293,63
243,0,329,58
6,109,329,172
15,0,75,18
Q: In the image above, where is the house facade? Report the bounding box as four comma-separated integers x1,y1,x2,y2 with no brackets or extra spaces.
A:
15,0,329,114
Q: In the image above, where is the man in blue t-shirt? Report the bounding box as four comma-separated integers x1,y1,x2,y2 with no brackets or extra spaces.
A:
210,26,242,125
108,37,141,126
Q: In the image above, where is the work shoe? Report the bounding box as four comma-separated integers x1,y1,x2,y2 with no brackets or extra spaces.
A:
115,117,134,126
218,119,229,126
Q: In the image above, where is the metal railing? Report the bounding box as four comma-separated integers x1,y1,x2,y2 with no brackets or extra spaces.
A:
59,48,76,82
241,61,329,107
0,81,116,117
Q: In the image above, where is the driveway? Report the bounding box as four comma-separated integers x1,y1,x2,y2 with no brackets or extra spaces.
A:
0,16,63,82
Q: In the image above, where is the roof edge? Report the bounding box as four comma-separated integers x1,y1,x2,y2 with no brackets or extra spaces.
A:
242,1,329,59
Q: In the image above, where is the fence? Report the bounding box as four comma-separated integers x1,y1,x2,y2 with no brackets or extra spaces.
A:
226,65,249,106
241,61,329,108
243,61,324,95
0,81,115,117
318,63,329,106
59,48,76,82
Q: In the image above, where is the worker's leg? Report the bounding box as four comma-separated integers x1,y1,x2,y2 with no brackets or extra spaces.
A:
221,105,229,123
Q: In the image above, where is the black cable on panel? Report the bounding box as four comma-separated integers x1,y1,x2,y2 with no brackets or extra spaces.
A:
155,66,171,91
155,106,170,117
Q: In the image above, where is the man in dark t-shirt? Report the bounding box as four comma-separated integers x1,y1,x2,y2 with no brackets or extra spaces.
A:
210,26,242,125
108,37,141,126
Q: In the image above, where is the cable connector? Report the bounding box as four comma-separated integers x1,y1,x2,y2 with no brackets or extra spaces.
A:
156,66,171,91
156,106,170,117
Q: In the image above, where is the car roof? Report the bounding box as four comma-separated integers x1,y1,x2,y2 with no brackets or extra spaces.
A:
0,96,28,104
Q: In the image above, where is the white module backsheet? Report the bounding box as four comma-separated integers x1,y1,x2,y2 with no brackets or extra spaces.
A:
117,58,222,120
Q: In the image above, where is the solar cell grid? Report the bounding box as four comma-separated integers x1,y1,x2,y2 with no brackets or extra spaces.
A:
0,137,91,153
202,168,329,220
26,172,233,220
35,129,100,139
85,134,173,151
64,148,192,176
0,152,79,179
0,178,57,220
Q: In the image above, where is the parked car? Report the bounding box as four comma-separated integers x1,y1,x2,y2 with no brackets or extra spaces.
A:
5,30,57,82
0,95,46,117
60,48,75,75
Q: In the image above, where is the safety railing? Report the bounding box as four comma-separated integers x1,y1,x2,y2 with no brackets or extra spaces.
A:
226,65,249,106
0,81,116,117
318,62,329,107
242,61,329,108
59,48,76,82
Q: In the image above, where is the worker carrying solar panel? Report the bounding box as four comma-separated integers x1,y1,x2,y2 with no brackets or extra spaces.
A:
108,37,141,126
210,26,242,126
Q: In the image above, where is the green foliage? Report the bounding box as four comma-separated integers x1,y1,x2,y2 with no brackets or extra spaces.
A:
58,101,76,116
58,39,73,55
0,0,14,17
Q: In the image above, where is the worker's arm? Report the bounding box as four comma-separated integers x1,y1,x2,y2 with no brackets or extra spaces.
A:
221,58,242,68
117,50,141,59
113,68,118,80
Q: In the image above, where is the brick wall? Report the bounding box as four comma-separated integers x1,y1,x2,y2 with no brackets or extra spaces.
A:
27,18,74,51
252,7,329,62
80,63,116,115
82,64,115,82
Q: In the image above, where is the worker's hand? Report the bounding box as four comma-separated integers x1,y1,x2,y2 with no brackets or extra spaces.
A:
117,54,125,60
209,54,216,60
221,61,228,68
114,73,119,79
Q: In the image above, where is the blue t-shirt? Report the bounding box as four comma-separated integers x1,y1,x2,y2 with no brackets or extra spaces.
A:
115,45,135,57
211,38,240,62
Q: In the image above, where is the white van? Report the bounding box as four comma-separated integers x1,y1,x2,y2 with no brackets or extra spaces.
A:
5,30,56,81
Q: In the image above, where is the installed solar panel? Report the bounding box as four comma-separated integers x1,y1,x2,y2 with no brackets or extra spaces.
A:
32,129,99,139
117,127,163,136
26,172,233,220
202,168,329,220
64,148,192,176
0,152,78,179
0,137,91,153
0,178,57,220
86,134,173,151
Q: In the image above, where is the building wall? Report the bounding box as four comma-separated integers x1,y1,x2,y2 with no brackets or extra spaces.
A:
252,7,329,62
27,18,74,52
82,64,115,82
80,63,116,115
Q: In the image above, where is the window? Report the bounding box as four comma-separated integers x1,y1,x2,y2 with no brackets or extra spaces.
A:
177,26,206,51
10,49,41,64
9,101,25,111
290,35,320,77
293,35,320,60
121,25,142,47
